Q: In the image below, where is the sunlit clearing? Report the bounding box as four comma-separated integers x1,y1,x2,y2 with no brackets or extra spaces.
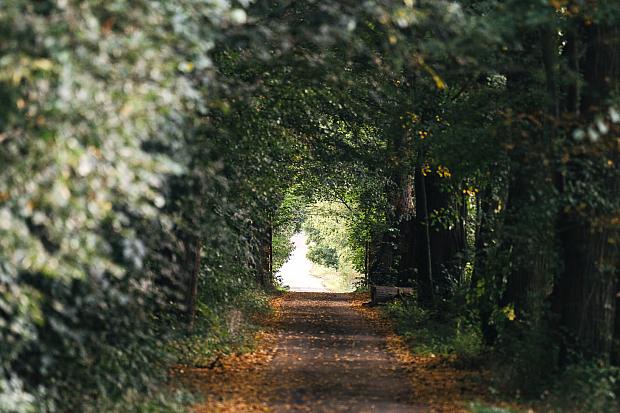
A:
277,232,329,292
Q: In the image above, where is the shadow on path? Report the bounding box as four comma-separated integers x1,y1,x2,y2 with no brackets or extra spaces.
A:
264,292,427,412
183,292,430,412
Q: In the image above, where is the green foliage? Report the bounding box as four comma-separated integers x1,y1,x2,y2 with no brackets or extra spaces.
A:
81,390,193,413
2,0,620,410
0,0,257,410
307,245,340,269
543,362,620,413
385,296,483,363
273,192,306,273
491,324,560,398
468,403,519,413
272,234,295,275
303,201,362,289
169,288,270,367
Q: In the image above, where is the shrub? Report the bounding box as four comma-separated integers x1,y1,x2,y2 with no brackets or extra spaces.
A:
491,323,559,398
384,297,483,363
542,361,620,413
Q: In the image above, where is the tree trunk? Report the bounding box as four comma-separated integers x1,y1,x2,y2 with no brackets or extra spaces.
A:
500,35,558,325
364,240,370,287
472,186,503,345
613,277,620,364
501,167,555,324
556,22,620,361
186,236,202,331
559,221,618,358
426,173,465,289
257,221,273,288
397,174,417,286
414,165,434,304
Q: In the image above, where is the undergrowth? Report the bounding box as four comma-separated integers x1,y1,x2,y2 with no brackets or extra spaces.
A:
81,390,194,413
537,361,620,412
168,288,272,367
383,296,484,365
383,296,620,413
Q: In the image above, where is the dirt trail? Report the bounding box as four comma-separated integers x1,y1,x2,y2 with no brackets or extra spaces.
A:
265,292,424,412
182,292,433,412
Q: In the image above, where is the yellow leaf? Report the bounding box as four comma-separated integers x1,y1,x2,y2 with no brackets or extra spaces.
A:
437,165,452,178
502,305,516,321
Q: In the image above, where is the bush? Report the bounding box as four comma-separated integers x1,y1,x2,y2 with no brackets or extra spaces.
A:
168,284,271,367
0,0,242,410
82,390,193,413
491,323,559,398
542,361,620,413
384,297,483,363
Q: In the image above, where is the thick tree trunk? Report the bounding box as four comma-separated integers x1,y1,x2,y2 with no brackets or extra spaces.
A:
370,230,396,283
613,278,620,364
372,170,416,286
414,165,434,303
559,221,618,357
426,173,465,289
501,168,555,324
556,23,620,361
414,166,465,304
500,36,557,325
397,174,417,286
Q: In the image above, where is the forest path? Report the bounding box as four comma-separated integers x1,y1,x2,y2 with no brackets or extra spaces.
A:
184,292,432,412
277,233,330,292
262,292,424,412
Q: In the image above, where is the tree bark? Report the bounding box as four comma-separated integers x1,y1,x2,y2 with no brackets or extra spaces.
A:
499,35,557,325
257,221,273,288
556,22,620,360
364,240,370,287
397,174,417,286
414,165,434,304
472,186,503,345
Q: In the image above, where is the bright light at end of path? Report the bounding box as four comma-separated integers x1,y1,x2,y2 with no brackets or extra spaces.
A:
276,232,330,292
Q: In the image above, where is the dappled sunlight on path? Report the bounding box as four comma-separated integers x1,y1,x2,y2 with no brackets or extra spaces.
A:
181,293,428,412
264,292,423,412
178,292,499,412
